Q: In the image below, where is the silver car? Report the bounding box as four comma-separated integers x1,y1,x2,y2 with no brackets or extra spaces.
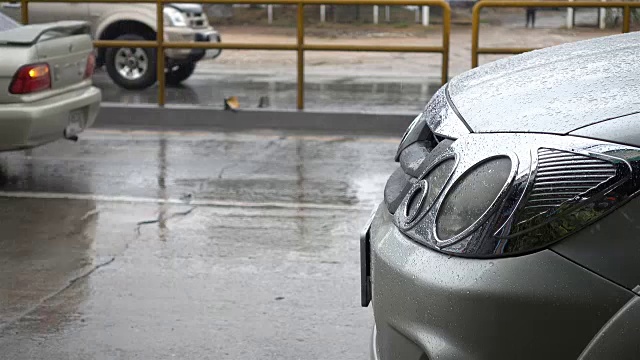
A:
1,2,221,90
0,15,100,151
363,32,640,359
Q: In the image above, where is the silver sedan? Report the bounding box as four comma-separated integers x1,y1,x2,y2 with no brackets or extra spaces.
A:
364,32,640,360
0,15,100,151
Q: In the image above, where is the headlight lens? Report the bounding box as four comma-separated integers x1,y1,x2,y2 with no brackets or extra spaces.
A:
164,7,188,27
394,133,640,258
436,157,512,240
423,158,456,214
402,157,456,225
395,113,431,161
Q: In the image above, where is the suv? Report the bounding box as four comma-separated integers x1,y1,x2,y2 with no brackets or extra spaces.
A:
1,2,221,89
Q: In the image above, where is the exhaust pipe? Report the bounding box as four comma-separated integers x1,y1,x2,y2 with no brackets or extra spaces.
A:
63,130,79,142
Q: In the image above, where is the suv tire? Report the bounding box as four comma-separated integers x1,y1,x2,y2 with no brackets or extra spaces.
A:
105,34,157,90
166,63,196,86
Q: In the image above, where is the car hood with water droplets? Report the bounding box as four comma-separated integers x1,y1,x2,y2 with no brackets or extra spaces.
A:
447,32,640,134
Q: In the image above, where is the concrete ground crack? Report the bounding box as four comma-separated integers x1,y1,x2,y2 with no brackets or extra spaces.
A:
0,256,116,333
135,206,197,235
80,208,100,221
217,164,237,179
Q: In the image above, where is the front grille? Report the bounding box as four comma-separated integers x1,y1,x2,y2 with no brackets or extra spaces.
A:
521,148,617,219
185,12,208,29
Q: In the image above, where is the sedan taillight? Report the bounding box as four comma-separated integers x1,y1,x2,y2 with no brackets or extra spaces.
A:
9,63,51,94
84,53,96,79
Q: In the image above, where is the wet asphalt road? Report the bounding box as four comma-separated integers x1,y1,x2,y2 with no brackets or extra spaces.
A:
0,129,398,359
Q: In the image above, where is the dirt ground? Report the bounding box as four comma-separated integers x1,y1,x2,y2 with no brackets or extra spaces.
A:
199,9,623,80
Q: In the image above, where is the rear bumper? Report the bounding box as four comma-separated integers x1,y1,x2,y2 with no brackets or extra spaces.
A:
0,86,101,151
368,205,634,360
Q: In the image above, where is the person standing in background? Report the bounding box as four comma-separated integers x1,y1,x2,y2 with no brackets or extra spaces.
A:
526,7,537,28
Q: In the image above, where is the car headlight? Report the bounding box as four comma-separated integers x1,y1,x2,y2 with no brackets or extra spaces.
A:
403,157,456,224
436,156,513,240
394,133,640,258
164,7,188,27
395,113,432,162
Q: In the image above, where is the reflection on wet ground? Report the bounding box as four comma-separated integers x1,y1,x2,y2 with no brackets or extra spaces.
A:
0,130,397,359
95,71,440,113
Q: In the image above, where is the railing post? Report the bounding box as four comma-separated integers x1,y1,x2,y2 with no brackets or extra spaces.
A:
374,5,379,24
623,5,631,32
268,5,273,24
441,2,450,84
20,0,28,24
599,0,606,29
385,5,390,22
471,2,480,68
422,6,429,26
567,0,574,29
422,6,430,26
297,2,304,110
157,0,165,106
320,5,326,23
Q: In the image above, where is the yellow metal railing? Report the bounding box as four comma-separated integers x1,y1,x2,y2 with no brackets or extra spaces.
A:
20,0,451,109
472,0,640,68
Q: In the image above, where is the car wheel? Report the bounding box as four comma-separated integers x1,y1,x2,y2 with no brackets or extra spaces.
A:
105,34,157,90
165,63,196,86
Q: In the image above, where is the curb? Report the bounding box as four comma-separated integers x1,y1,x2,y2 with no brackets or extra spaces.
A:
94,103,415,136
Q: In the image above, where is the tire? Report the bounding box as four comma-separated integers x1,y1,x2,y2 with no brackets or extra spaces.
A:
105,34,157,90
165,63,196,86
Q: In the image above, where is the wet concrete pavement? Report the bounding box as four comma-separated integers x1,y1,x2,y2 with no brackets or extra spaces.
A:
0,129,398,359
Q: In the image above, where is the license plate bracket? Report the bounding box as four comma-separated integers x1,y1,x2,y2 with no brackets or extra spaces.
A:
360,205,378,307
